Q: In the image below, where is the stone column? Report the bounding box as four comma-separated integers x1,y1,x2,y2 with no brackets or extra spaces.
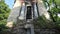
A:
37,0,51,20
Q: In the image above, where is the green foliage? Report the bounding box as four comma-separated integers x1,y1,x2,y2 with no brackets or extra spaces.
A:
34,16,55,29
50,7,59,21
43,0,60,28
0,0,10,20
0,19,8,31
55,0,60,6
0,0,10,32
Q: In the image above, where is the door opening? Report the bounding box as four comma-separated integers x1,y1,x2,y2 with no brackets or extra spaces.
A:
26,6,32,19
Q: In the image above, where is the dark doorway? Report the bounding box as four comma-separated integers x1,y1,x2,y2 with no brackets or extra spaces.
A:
26,6,32,19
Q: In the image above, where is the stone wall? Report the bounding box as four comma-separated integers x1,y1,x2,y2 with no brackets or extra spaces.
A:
35,29,58,34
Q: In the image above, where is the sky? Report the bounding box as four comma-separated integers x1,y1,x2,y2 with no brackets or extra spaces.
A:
5,0,14,9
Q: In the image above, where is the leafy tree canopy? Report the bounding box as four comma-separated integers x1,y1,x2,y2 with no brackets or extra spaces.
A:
0,0,10,20
0,0,11,32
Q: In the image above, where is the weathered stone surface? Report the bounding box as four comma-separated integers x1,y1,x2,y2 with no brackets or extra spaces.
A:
35,29,57,34
6,0,58,34
37,0,51,20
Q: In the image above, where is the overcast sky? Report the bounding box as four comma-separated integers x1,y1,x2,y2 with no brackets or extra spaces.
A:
5,0,14,9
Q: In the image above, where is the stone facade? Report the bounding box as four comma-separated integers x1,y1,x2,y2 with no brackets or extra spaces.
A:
6,0,58,34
